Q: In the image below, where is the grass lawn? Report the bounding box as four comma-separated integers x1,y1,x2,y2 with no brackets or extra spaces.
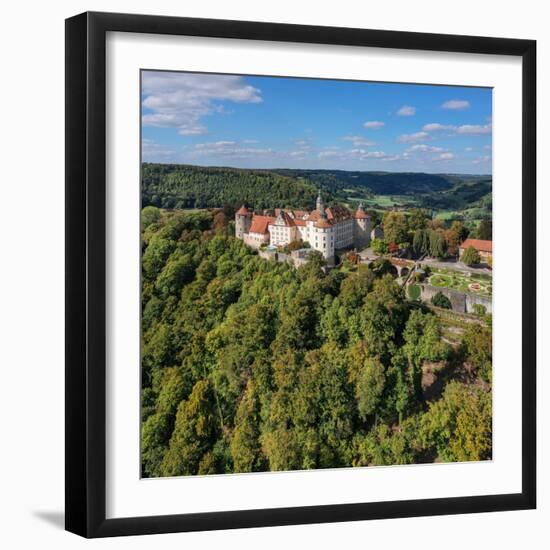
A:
408,284,421,300
435,211,456,221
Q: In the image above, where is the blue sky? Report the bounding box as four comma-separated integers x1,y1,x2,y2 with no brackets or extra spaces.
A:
141,70,492,174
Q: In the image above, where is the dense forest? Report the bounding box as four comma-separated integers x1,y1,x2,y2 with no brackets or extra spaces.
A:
273,168,459,195
141,207,492,477
419,179,492,211
142,163,492,221
142,163,319,210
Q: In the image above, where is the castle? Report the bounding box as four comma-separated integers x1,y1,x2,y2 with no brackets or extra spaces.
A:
235,192,372,264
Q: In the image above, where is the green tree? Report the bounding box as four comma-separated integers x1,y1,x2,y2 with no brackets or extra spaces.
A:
420,382,492,462
371,238,388,255
141,205,161,230
428,229,447,258
155,253,195,298
230,380,263,472
160,379,219,476
450,220,469,244
477,219,492,240
462,323,492,382
461,245,481,266
403,310,449,399
408,208,429,231
349,343,386,422
141,367,190,476
383,211,409,245
412,229,429,256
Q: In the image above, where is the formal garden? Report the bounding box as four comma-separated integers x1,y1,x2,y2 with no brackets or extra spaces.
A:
427,267,492,297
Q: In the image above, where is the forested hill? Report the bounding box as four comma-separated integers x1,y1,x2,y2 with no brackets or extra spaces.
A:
142,163,318,210
272,169,463,195
141,208,492,477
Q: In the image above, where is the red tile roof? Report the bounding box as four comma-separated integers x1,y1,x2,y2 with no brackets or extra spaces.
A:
315,218,332,229
354,206,369,219
275,210,296,227
307,210,321,222
249,215,275,234
326,205,352,222
460,238,492,253
236,205,250,216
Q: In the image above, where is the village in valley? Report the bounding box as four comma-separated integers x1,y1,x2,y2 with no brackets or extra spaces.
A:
235,191,492,318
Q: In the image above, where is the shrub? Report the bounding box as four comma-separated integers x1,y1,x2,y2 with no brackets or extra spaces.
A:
431,291,452,309
371,238,388,255
472,303,487,317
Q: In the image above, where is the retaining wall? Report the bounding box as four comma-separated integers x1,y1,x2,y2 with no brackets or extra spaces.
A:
420,284,492,314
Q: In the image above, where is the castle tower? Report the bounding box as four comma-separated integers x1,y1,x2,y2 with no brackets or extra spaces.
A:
316,190,325,216
314,215,335,264
353,202,372,248
235,205,252,239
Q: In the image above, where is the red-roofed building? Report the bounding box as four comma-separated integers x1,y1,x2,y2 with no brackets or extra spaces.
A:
459,238,493,261
236,192,372,263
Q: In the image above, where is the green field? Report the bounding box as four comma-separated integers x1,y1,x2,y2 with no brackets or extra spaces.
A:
344,194,419,211
434,211,456,221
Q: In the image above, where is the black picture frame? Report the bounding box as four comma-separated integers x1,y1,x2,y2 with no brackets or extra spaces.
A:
65,11,536,538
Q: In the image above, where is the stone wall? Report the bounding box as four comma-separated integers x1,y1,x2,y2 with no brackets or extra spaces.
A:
258,249,275,261
419,284,492,314
465,292,492,314
258,248,293,266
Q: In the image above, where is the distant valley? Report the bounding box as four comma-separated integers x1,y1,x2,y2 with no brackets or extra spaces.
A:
142,163,492,227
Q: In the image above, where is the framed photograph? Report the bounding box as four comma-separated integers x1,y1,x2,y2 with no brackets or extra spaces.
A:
65,11,536,538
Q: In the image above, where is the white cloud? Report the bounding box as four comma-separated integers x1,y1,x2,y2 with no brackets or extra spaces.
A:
456,124,492,135
441,99,470,110
141,71,262,135
353,150,387,158
342,135,375,147
483,144,493,150
141,139,176,161
473,155,491,164
397,131,430,143
437,152,455,160
191,140,278,160
318,150,343,160
397,105,416,116
381,155,401,162
292,138,313,151
363,120,385,129
422,123,455,132
318,148,396,162
406,144,445,153
423,121,492,136
465,147,473,152
195,140,236,149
